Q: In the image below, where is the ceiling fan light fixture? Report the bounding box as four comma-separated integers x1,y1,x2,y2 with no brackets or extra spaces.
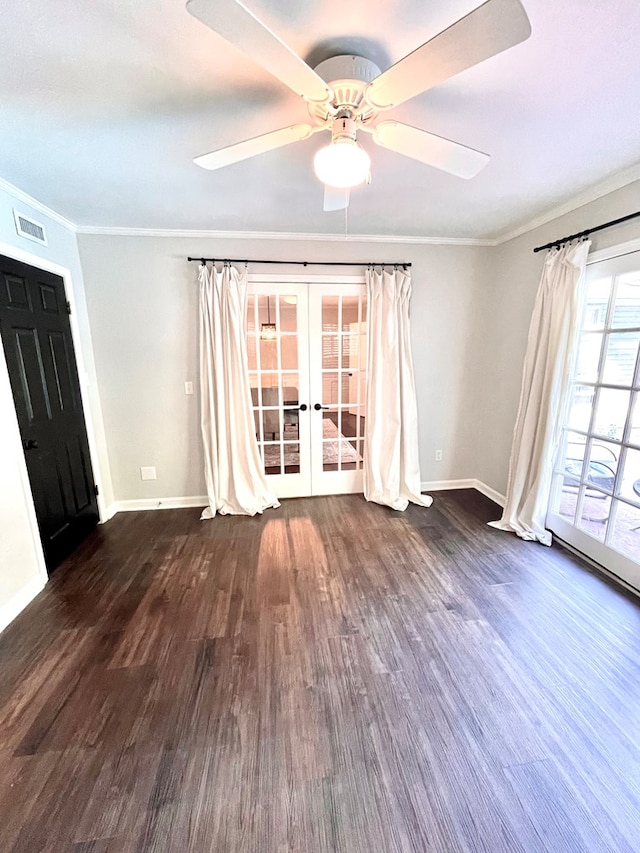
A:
313,138,371,189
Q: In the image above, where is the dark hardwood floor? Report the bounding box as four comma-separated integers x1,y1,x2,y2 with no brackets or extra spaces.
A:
2,490,640,852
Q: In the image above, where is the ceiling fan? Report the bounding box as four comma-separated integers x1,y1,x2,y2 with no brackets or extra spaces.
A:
186,0,531,211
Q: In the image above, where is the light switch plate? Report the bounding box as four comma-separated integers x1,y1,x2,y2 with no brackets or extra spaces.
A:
140,466,157,480
185,381,194,395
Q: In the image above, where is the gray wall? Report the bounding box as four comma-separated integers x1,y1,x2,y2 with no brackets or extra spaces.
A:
77,234,492,502
1,173,638,629
0,184,112,626
475,180,640,495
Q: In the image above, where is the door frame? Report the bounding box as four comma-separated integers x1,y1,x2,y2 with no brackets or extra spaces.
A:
248,273,366,498
0,240,108,580
545,237,640,590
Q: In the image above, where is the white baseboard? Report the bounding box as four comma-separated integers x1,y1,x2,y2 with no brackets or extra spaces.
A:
104,482,506,520
421,478,506,507
421,478,476,492
112,496,209,514
0,575,47,635
101,502,119,523
473,480,506,507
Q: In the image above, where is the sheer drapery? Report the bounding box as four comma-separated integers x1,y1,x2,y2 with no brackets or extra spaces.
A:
489,241,591,544
199,263,279,518
364,266,432,511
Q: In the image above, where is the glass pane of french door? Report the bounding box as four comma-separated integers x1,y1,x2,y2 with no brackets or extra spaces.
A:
246,280,367,498
547,251,640,590
310,285,368,495
247,283,311,497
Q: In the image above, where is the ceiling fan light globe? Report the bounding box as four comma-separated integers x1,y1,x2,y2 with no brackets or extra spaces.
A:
313,139,371,189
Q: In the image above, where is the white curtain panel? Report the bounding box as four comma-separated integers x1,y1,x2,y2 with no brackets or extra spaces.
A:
490,240,591,544
199,264,279,518
364,266,432,511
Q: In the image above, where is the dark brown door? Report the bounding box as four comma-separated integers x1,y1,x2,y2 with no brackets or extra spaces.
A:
0,255,99,571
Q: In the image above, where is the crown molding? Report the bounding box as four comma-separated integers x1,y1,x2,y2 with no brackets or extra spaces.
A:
74,225,493,246
3,161,638,249
587,237,640,265
491,162,640,246
0,177,77,233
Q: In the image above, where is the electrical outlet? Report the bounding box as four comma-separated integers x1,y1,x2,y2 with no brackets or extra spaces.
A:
435,449,443,462
140,466,157,480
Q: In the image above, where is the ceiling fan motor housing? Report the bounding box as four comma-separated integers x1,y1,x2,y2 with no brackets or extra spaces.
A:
309,55,382,125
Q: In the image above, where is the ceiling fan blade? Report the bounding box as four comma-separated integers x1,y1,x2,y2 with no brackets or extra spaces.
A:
194,124,314,170
186,0,331,104
323,185,350,212
365,0,531,110
372,121,490,178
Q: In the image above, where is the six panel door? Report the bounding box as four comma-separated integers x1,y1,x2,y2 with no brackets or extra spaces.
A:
0,255,98,571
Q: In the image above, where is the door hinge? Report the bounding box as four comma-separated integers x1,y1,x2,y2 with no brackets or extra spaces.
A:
94,484,99,497
65,300,72,315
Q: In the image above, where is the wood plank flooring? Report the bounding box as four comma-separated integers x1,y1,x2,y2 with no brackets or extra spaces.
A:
2,490,640,852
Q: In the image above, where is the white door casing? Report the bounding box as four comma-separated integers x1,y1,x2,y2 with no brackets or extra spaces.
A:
247,276,367,498
547,248,640,591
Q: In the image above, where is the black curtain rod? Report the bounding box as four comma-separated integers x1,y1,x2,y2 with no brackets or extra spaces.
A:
187,257,411,268
533,210,640,253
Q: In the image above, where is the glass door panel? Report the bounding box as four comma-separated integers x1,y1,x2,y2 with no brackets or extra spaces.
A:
247,279,367,498
247,283,310,497
309,285,367,494
547,251,640,590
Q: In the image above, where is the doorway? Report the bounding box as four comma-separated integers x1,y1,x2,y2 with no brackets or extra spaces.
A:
547,249,640,590
247,278,367,498
0,254,99,571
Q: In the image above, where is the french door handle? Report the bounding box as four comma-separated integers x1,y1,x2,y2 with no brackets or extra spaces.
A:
23,438,39,450
313,403,329,411
298,404,308,411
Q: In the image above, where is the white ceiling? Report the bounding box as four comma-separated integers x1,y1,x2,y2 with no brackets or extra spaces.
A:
1,0,639,240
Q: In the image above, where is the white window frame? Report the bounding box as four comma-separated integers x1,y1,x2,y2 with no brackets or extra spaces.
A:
547,238,640,590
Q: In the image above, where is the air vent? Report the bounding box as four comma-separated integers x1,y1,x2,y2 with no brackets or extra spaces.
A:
13,210,47,246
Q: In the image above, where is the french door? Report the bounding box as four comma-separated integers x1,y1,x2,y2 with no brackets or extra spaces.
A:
547,249,640,590
246,278,368,498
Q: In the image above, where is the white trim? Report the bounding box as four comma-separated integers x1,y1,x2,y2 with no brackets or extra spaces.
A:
74,165,640,247
554,536,640,601
0,241,108,523
0,177,77,233
102,502,119,522
113,496,209,513
587,237,640,265
2,161,638,249
420,478,506,506
105,482,506,517
473,479,506,507
0,575,47,636
492,164,640,245
421,478,477,492
75,225,492,246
